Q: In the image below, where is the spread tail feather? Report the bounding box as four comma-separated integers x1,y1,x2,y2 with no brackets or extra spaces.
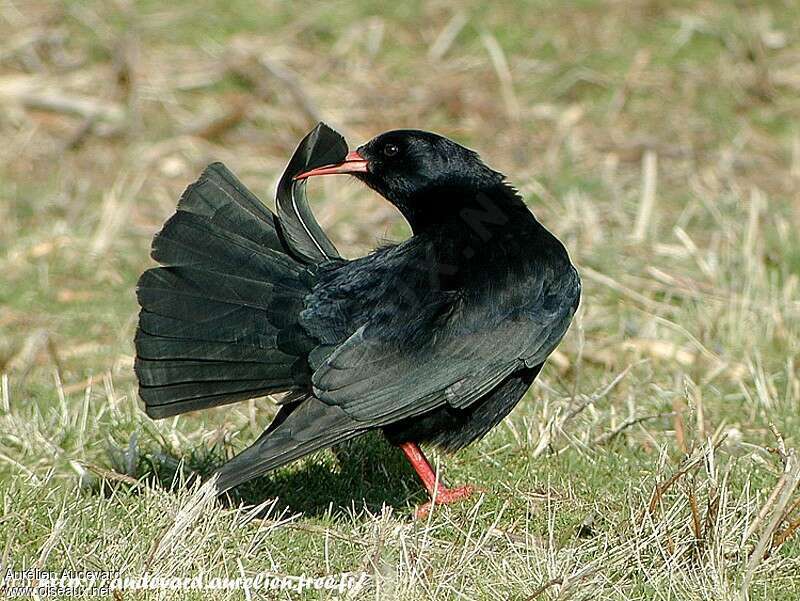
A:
134,163,315,419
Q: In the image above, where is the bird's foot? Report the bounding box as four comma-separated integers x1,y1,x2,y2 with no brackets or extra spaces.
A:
414,485,477,519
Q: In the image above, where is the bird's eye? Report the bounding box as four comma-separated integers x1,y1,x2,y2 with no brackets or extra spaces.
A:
383,144,399,157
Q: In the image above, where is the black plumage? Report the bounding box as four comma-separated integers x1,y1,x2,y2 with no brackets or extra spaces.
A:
134,123,580,511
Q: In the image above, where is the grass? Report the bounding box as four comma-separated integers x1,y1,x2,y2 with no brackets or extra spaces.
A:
1,0,800,599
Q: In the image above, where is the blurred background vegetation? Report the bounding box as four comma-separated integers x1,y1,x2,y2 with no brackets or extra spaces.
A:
0,1,799,599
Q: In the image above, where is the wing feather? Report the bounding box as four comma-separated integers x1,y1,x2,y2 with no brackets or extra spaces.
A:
308,266,579,425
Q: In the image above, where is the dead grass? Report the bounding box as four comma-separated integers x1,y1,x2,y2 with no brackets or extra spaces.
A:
1,1,799,599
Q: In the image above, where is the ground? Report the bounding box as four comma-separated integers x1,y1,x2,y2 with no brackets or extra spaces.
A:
1,1,799,599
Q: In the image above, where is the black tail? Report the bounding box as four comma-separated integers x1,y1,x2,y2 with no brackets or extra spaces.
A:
134,163,315,419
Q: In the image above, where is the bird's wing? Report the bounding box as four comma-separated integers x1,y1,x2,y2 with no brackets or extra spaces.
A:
307,265,579,426
275,122,345,264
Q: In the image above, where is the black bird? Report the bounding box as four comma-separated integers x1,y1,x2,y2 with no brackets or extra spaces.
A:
134,123,580,515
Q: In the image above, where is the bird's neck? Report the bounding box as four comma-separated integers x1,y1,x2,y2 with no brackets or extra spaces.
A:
401,182,568,275
402,181,536,238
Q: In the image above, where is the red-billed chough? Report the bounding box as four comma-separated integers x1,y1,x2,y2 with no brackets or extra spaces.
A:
134,123,580,515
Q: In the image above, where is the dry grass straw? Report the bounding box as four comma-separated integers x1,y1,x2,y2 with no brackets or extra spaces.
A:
0,1,798,599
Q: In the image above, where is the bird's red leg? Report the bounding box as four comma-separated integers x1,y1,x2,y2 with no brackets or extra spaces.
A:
399,442,475,518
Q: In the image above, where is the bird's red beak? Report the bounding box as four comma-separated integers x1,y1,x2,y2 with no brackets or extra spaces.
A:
293,151,368,180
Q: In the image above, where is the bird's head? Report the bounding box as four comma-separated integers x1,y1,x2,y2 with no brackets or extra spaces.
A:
294,129,507,231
